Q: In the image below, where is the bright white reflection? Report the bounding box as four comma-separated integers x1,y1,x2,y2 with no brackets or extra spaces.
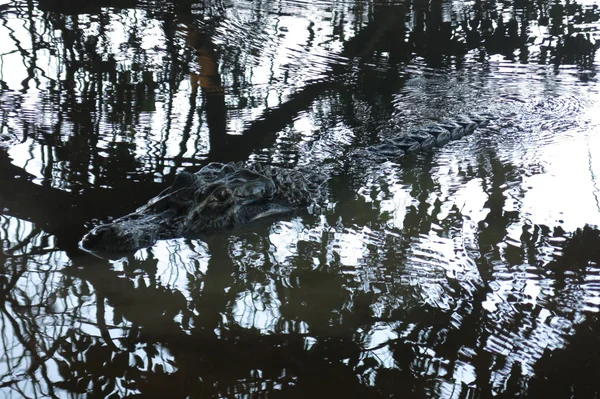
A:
516,126,600,230
1,0,600,395
7,139,45,181
363,323,399,370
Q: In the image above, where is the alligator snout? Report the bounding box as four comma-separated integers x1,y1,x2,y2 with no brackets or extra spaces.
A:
80,225,116,251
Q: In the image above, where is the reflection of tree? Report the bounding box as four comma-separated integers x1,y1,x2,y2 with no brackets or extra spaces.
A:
1,0,600,397
525,225,600,397
2,194,600,397
2,0,597,193
1,0,597,241
0,151,167,251
0,220,77,397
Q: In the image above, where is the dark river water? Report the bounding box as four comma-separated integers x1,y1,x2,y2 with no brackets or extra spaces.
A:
1,0,600,397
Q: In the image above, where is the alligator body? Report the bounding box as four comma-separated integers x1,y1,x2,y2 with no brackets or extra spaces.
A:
80,115,489,253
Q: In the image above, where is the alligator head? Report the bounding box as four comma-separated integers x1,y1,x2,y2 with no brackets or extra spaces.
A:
80,162,326,253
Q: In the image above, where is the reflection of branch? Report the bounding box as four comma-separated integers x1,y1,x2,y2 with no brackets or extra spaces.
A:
586,131,600,213
207,79,336,162
202,5,405,163
0,265,62,398
178,17,227,160
0,153,165,251
26,329,68,376
343,5,409,58
2,225,44,254
95,293,118,351
0,245,77,397
0,302,45,384
184,22,224,99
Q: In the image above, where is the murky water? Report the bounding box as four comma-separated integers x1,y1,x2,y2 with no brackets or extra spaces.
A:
1,0,600,397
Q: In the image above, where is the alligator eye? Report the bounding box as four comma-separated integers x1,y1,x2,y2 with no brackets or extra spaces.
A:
217,188,232,201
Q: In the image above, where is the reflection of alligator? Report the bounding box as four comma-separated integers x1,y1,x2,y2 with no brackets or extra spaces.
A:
81,115,489,253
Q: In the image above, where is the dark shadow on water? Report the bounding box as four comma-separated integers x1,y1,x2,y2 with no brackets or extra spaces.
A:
0,0,599,396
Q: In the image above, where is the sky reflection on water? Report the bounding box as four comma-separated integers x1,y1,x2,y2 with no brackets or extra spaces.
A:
0,0,600,397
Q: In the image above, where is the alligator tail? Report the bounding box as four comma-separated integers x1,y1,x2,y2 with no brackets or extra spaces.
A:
356,115,490,162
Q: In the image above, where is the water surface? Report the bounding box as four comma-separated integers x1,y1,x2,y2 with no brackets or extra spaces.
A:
1,0,600,397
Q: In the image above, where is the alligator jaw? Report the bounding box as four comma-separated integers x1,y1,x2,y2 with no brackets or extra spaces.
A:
80,212,180,254
239,202,296,223
80,201,297,254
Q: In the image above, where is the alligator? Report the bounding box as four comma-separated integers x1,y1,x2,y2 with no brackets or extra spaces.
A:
80,115,489,253
80,162,328,252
